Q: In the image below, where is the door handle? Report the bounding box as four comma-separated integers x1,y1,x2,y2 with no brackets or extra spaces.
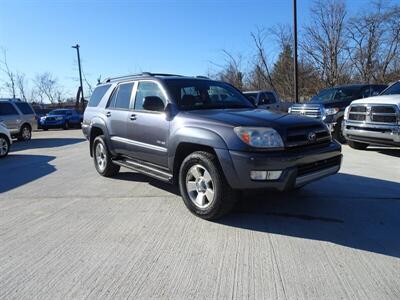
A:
106,112,111,117
130,114,137,121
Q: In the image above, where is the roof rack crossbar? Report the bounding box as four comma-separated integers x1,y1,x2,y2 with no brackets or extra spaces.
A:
102,72,184,83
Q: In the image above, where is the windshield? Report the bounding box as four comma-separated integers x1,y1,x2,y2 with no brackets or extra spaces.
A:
309,88,336,103
48,110,67,115
380,82,400,95
166,79,254,110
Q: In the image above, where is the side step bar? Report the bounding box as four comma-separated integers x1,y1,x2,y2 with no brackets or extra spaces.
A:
112,158,173,183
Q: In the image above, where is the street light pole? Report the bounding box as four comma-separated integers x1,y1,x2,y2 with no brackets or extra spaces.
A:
293,0,299,103
72,44,84,110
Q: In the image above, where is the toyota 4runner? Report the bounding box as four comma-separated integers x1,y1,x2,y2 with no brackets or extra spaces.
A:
82,73,342,220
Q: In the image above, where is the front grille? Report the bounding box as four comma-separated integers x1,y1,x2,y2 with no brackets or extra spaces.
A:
349,114,366,121
289,104,323,118
286,124,331,149
371,115,397,123
350,106,367,113
348,104,398,124
371,106,396,114
297,156,341,177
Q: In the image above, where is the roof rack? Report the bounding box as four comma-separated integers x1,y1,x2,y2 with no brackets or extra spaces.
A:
102,72,183,83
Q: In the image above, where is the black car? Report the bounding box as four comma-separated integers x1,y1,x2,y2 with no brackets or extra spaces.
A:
288,84,387,143
82,73,341,220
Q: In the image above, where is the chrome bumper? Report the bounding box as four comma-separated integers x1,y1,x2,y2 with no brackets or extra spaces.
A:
343,120,400,143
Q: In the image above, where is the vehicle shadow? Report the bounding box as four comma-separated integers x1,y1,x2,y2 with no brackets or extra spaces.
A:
11,137,85,152
219,173,400,258
112,172,180,195
0,154,56,193
367,147,400,158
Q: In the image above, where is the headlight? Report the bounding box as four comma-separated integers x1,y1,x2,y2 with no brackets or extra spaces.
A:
0,121,6,128
324,107,339,115
288,107,292,113
55,116,64,121
234,127,284,148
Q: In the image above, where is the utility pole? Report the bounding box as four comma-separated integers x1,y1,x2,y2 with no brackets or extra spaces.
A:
72,44,84,110
293,0,299,103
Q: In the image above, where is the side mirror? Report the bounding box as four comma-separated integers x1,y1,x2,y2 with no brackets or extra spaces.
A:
142,96,165,112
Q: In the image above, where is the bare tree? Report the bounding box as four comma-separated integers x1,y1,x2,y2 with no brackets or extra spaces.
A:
249,28,276,91
34,72,61,103
0,49,16,98
302,0,348,87
16,72,28,101
212,50,245,90
347,1,400,83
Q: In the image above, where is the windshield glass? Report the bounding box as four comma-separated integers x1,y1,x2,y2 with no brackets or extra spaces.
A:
309,88,336,103
48,110,67,115
381,82,400,95
166,79,254,110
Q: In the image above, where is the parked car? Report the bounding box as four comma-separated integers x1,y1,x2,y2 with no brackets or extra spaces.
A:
0,120,12,158
0,98,36,141
343,80,400,150
243,90,281,111
39,109,83,130
288,84,387,143
82,73,342,220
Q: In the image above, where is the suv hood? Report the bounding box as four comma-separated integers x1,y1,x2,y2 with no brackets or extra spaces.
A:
351,95,400,106
45,114,65,118
182,108,321,127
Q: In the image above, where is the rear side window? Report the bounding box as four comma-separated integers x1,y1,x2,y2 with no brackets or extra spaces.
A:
107,83,134,110
15,102,34,114
0,102,19,115
88,84,111,107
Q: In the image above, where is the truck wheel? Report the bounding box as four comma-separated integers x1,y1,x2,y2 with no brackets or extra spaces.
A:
179,151,237,220
333,119,346,144
93,135,120,177
348,140,369,150
0,135,10,158
63,121,69,130
18,124,31,141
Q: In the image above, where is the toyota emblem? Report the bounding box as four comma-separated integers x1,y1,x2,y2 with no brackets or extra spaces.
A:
307,131,317,142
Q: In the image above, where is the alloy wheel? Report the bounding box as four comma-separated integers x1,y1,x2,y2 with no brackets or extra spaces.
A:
185,164,215,208
0,137,8,156
95,142,107,172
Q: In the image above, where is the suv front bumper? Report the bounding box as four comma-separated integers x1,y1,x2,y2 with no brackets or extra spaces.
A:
216,141,342,191
343,120,400,146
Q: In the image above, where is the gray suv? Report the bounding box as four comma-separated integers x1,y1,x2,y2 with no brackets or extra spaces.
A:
83,73,342,219
0,99,36,141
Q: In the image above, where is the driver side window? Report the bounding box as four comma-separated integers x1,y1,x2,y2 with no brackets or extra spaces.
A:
134,81,166,111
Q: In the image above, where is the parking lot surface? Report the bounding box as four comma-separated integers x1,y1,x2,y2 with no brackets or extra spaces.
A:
1,130,399,299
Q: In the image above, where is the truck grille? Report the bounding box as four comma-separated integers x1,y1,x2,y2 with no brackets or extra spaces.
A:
289,104,323,119
297,156,341,176
286,124,331,149
348,104,398,124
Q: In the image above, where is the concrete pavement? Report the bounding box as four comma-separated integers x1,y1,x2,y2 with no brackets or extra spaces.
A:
0,130,399,299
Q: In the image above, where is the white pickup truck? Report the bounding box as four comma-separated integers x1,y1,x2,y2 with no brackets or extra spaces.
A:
343,81,400,150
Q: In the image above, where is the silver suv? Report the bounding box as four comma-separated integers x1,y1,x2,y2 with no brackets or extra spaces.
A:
0,99,36,141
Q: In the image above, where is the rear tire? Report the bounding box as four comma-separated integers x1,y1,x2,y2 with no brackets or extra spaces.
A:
63,121,69,130
18,124,31,141
93,135,120,177
0,135,10,158
348,140,369,150
179,151,237,220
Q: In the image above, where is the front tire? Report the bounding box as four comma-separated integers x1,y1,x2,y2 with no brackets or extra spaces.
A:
348,140,369,150
0,135,10,158
63,121,69,130
333,118,346,144
18,124,31,141
179,151,237,220
93,135,120,177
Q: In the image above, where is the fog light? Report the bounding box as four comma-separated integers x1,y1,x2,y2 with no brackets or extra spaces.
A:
250,170,282,181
